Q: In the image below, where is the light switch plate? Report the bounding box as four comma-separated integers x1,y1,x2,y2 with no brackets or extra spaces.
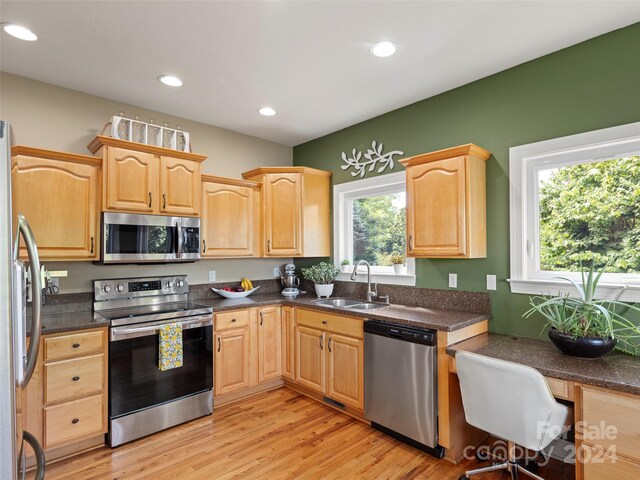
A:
448,273,457,288
487,274,497,290
208,271,216,282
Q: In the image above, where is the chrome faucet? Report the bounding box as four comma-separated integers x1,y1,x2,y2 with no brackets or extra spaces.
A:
350,260,377,302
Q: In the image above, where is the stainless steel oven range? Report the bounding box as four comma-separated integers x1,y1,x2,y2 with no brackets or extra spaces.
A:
94,275,213,447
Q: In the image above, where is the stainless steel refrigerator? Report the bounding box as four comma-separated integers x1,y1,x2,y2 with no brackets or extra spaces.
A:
0,120,46,479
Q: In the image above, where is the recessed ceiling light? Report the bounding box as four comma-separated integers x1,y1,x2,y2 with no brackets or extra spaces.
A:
370,41,396,58
157,75,183,87
258,106,276,117
1,23,38,41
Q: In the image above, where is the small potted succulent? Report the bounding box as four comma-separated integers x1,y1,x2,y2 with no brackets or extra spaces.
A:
340,259,351,273
390,253,406,275
302,262,341,298
524,261,640,358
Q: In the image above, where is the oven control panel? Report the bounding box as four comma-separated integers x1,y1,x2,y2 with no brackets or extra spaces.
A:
94,275,189,301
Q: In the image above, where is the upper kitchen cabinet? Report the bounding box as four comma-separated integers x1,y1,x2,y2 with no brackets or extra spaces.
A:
201,175,261,257
400,144,491,258
88,136,205,216
11,146,101,261
242,167,331,257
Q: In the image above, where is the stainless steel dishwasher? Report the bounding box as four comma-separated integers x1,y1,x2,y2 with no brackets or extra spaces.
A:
364,320,443,457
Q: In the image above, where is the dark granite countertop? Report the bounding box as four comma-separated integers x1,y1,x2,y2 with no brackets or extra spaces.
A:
447,333,640,396
200,292,489,332
28,310,109,336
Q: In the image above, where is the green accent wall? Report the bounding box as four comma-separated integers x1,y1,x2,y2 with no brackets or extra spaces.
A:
292,23,640,338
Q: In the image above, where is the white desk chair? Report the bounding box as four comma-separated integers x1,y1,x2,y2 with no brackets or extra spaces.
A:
456,351,572,480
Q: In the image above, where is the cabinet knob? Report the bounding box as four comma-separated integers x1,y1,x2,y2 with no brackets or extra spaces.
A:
72,376,80,382
231,318,237,323
71,418,80,424
322,320,327,324
72,343,80,348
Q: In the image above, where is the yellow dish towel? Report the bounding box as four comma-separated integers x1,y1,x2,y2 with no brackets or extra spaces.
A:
159,323,183,371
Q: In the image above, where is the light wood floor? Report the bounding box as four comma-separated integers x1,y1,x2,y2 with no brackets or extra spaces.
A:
36,388,574,479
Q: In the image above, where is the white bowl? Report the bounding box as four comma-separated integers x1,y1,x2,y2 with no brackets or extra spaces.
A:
211,286,260,299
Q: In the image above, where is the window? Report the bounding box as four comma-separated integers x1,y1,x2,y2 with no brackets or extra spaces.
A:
334,171,416,285
509,121,640,301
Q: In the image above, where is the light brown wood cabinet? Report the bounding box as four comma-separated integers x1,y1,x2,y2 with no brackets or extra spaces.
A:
295,308,364,410
88,136,205,216
201,175,261,257
242,167,331,257
577,385,640,479
400,144,491,258
281,306,295,380
11,146,101,261
257,306,282,383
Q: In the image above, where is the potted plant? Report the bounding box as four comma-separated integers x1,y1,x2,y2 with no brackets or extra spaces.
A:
340,259,351,273
301,262,341,298
524,261,640,358
390,253,406,275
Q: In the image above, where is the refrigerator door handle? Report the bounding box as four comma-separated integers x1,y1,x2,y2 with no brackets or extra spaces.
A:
20,431,45,480
14,214,42,388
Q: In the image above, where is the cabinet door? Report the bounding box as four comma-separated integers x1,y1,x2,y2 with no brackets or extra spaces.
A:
214,327,250,396
263,173,302,256
281,306,295,380
327,333,364,410
201,182,257,257
105,147,157,213
257,306,282,383
12,155,99,260
160,156,201,216
295,325,325,394
406,156,466,256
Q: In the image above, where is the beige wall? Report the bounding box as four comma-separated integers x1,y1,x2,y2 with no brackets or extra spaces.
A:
1,72,293,292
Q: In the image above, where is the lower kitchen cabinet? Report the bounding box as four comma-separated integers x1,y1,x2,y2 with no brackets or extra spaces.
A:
213,306,284,402
294,308,364,411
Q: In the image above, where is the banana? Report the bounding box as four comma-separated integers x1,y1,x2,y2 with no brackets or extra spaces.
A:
240,277,253,291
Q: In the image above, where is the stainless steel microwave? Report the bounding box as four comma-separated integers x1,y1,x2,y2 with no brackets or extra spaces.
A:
100,212,200,264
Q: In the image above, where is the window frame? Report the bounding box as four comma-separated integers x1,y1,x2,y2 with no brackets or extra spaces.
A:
333,171,416,286
509,121,640,301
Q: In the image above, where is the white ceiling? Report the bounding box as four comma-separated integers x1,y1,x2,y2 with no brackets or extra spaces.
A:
1,1,639,146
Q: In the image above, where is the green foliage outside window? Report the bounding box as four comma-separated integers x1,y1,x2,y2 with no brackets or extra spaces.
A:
353,193,405,266
539,156,640,273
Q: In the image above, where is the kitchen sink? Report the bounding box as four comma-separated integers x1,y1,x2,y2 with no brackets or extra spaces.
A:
345,302,388,310
313,298,363,307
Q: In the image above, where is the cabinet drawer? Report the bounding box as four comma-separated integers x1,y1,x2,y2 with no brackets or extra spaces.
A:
297,308,363,339
581,445,640,480
44,330,104,361
44,354,104,404
215,310,250,331
44,394,104,448
581,387,640,461
546,377,574,401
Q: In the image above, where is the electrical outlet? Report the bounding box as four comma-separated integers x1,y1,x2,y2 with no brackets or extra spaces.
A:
273,267,282,278
448,273,457,288
208,271,216,282
487,274,497,290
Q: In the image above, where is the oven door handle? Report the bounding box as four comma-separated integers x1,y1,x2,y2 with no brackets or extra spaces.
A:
110,315,212,342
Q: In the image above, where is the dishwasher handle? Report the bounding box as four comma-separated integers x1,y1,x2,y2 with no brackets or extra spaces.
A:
364,320,436,346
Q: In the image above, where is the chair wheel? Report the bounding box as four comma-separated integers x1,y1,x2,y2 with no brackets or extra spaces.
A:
475,446,491,462
458,476,470,480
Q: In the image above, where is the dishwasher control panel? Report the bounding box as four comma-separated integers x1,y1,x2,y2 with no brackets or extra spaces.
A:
364,320,436,346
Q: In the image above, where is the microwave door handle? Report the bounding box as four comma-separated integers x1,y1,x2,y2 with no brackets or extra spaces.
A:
14,214,42,388
176,220,183,259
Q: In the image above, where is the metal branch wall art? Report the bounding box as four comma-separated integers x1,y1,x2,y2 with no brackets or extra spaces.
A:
341,141,404,178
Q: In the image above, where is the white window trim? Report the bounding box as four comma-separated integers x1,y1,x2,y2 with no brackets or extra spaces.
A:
333,171,416,286
509,121,640,301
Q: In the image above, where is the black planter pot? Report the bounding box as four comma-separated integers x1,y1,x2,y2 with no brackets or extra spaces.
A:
548,328,617,359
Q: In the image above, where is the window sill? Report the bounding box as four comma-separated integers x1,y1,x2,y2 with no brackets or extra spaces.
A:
336,272,416,287
508,279,640,302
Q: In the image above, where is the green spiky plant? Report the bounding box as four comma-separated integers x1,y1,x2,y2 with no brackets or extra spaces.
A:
524,261,640,356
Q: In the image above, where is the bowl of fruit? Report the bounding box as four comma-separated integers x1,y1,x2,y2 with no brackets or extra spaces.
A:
211,278,260,299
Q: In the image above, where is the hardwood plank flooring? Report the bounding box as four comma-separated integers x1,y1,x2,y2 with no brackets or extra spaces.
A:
35,388,574,479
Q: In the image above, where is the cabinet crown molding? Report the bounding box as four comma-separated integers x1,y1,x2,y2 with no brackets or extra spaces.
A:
201,174,261,189
87,135,207,163
12,146,101,166
399,143,491,167
241,166,332,179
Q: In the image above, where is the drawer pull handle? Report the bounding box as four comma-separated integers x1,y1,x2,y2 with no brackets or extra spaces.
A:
71,418,79,424
72,343,80,348
72,376,80,382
